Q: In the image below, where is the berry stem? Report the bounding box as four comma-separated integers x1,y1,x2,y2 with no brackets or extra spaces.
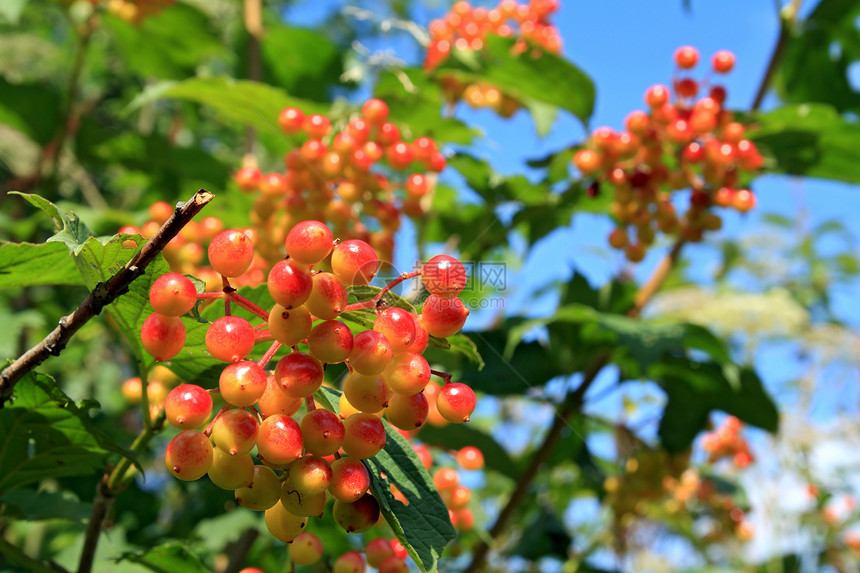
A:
0,189,215,406
430,369,453,384
257,341,283,369
229,293,271,321
254,330,273,344
341,270,422,314
305,396,316,411
204,404,230,437
373,270,420,304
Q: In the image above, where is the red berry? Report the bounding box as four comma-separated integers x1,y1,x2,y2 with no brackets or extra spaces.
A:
362,98,389,125
329,457,371,502
421,255,467,298
141,312,186,361
256,414,303,465
165,430,213,481
385,391,429,430
284,220,334,265
307,320,354,364
212,408,259,455
373,308,418,353
219,360,267,407
712,50,736,73
303,114,331,139
331,240,379,286
457,446,484,470
644,84,670,107
208,230,254,278
437,383,476,423
267,259,313,309
305,272,348,319
274,351,324,397
165,384,212,428
205,316,255,362
421,295,469,338
235,167,263,192
674,45,699,69
333,493,380,533
302,408,345,457
349,330,394,375
278,107,305,133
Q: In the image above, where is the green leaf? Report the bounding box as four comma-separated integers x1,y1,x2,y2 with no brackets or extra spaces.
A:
118,542,208,573
10,192,97,254
72,234,166,362
104,4,225,80
653,358,779,451
0,240,85,289
127,77,326,140
0,79,62,144
0,489,91,522
0,370,122,494
443,333,484,369
749,104,860,184
438,35,595,126
509,506,573,560
415,423,517,480
238,24,347,102
316,388,454,572
777,0,860,115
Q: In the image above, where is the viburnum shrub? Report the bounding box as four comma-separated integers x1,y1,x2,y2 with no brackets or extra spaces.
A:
426,0,562,116
573,47,763,262
140,219,476,543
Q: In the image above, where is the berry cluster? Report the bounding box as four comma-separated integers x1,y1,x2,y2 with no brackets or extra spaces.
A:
573,47,764,262
604,448,753,547
137,219,476,542
701,415,754,468
234,98,446,267
426,0,561,117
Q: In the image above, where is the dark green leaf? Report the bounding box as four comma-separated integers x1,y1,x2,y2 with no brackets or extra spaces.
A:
749,104,860,184
654,358,779,451
0,371,121,494
0,240,85,289
777,0,860,115
509,506,572,560
238,24,346,102
0,488,91,522
316,388,455,572
416,423,517,480
118,542,208,573
0,79,62,144
104,4,225,80
127,77,326,142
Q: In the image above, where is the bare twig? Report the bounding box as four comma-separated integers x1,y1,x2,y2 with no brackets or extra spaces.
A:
751,0,803,112
0,189,214,406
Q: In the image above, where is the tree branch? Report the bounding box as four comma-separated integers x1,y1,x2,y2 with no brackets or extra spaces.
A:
750,0,803,112
0,189,214,406
463,237,687,572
